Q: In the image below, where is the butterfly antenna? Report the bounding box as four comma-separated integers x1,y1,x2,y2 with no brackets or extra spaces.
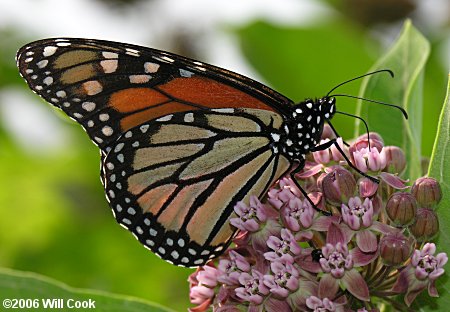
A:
335,111,371,150
330,94,408,119
326,69,394,97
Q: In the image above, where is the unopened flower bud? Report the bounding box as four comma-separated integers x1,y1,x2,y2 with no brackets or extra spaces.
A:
409,208,439,241
385,192,417,226
379,232,414,266
322,166,356,205
384,146,406,173
411,177,442,208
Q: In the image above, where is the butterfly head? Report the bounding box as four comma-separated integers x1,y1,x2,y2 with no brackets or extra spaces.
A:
318,96,336,121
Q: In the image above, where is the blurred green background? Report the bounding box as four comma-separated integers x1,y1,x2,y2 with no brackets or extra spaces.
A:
0,0,448,310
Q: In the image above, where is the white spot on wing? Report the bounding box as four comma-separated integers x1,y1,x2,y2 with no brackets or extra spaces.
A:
102,126,113,136
129,74,151,84
114,143,124,152
156,114,173,122
100,60,118,73
83,81,103,95
212,108,234,113
271,133,280,142
161,56,175,63
56,90,66,98
102,51,118,59
184,113,194,123
56,42,71,47
43,46,58,57
82,102,96,112
125,48,140,56
181,257,189,263
43,77,53,85
37,60,48,68
144,62,160,73
99,113,109,121
179,69,194,77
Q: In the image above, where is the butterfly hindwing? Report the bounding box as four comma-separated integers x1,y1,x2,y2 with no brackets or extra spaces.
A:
102,108,291,267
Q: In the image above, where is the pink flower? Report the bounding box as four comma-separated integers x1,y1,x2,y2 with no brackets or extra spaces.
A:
392,243,448,306
189,286,214,305
264,228,301,263
305,296,344,312
320,242,353,279
268,177,301,209
217,250,251,285
341,197,374,231
263,261,299,298
230,196,267,232
235,269,269,305
318,223,370,302
281,197,315,232
353,146,386,173
188,266,220,308
412,243,447,281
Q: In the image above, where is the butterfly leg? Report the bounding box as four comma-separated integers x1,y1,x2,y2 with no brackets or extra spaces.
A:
289,164,332,216
311,138,379,184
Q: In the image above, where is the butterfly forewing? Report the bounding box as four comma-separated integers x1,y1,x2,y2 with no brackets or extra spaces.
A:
17,39,292,153
103,108,290,266
17,38,296,267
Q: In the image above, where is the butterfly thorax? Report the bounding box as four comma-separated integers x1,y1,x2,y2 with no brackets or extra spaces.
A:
280,97,336,161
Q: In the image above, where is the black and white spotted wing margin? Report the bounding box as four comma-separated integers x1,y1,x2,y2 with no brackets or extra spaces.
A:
102,108,291,267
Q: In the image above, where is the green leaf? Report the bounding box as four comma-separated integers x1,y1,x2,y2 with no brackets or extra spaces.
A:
0,268,175,312
422,73,450,311
355,20,430,180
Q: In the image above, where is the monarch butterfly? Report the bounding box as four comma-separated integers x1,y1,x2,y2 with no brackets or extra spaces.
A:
16,38,406,267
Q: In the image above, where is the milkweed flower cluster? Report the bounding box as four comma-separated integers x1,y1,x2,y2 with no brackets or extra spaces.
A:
188,129,447,312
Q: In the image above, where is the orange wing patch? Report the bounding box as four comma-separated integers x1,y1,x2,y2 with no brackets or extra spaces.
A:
107,75,277,133
159,76,276,111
